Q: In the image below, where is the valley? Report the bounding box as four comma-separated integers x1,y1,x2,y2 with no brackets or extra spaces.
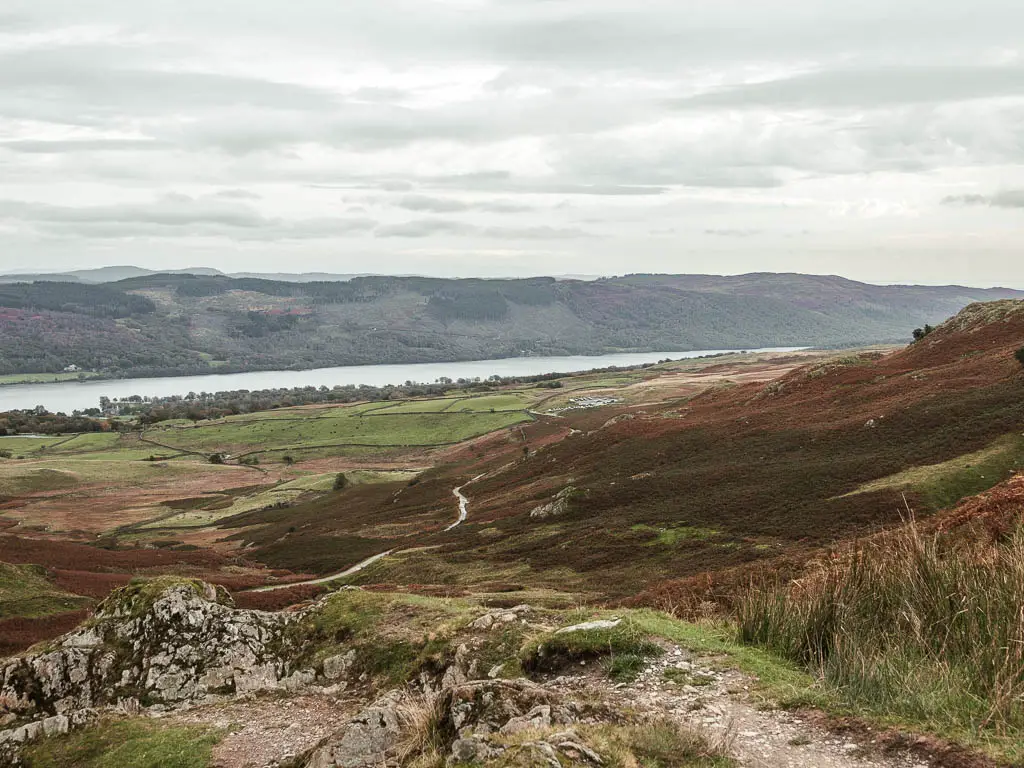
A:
1,301,1023,767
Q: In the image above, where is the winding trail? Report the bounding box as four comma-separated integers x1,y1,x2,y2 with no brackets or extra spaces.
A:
445,474,485,532
249,550,394,593
248,474,484,592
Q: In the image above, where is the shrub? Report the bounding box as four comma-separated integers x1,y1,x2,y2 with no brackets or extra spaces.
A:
736,522,1024,739
0,449,11,459
333,472,348,491
911,324,936,342
1015,346,1024,368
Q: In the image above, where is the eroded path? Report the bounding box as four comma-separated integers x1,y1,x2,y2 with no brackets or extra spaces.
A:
548,643,930,768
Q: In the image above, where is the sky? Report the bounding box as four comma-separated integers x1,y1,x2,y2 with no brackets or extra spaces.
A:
1,1,1023,286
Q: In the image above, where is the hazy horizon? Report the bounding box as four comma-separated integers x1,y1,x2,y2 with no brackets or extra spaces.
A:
1,1,1023,286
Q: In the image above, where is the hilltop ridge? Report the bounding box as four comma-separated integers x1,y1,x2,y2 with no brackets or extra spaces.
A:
1,273,1021,380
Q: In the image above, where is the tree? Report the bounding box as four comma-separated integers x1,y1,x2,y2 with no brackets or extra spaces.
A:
333,472,348,491
1016,346,1024,368
912,324,936,342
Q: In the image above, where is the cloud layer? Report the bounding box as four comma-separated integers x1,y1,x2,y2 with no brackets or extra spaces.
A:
0,1,1022,285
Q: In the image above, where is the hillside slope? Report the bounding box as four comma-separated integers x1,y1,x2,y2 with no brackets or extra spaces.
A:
351,300,1024,599
0,273,1020,379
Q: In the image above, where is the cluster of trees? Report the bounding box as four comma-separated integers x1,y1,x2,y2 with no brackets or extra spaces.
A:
0,282,155,318
912,324,936,341
0,408,113,435
104,362,665,423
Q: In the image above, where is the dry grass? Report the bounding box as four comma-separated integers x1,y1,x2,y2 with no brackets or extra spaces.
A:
736,518,1024,758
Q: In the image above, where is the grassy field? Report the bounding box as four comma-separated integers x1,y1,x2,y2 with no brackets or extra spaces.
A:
0,371,99,385
137,469,421,530
146,407,532,459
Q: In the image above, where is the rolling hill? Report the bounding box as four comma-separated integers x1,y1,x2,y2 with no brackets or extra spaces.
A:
0,272,1020,379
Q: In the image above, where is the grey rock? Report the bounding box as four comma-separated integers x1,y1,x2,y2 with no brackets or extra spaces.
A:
530,487,579,520
304,696,404,768
554,618,621,635
500,704,552,734
322,650,356,681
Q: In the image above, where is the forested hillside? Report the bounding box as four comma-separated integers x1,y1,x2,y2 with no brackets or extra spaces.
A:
0,273,1019,378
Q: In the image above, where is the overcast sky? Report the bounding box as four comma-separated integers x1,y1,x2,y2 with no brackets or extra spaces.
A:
1,1,1023,285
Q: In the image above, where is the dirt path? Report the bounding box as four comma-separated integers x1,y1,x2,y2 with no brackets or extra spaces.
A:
248,476,482,592
445,473,484,531
549,642,930,768
248,549,394,593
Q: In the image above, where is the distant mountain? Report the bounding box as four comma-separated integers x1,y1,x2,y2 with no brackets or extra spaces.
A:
0,266,225,284
226,272,366,282
0,272,1020,380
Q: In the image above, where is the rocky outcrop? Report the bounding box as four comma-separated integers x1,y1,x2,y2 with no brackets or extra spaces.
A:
0,579,304,758
301,677,592,768
530,487,580,520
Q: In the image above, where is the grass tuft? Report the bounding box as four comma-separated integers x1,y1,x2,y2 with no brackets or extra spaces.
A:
20,718,221,768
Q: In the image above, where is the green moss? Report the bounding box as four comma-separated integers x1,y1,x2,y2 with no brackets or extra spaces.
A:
282,589,474,684
100,577,221,620
20,718,221,768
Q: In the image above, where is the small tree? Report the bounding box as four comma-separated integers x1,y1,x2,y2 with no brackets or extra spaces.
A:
333,472,348,491
208,453,225,465
1015,346,1024,368
912,324,936,342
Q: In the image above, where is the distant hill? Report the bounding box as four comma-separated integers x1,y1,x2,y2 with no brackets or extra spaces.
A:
0,272,1020,379
0,266,225,284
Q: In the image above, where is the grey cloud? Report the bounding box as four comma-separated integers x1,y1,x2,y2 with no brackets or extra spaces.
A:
0,46,336,123
395,195,534,214
0,139,168,153
375,219,590,239
396,195,470,214
0,196,376,241
943,190,1024,209
672,66,1024,111
375,220,475,238
705,228,761,237
212,189,262,200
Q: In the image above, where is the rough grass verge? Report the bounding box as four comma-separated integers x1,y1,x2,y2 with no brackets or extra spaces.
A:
734,520,1024,763
20,717,221,768
519,619,663,674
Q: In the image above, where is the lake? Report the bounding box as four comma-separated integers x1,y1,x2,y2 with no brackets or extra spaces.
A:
0,347,806,414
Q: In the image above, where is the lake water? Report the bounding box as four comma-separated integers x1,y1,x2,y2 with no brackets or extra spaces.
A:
0,347,805,414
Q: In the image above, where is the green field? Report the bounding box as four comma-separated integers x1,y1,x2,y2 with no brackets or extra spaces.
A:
146,406,532,459
137,469,422,530
0,371,99,385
